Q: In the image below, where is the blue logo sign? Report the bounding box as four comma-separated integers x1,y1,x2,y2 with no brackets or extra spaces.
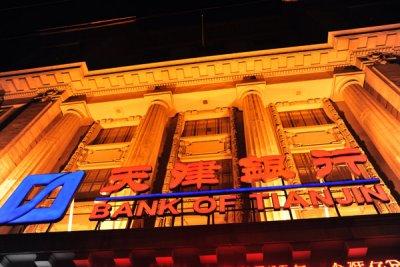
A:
0,171,84,225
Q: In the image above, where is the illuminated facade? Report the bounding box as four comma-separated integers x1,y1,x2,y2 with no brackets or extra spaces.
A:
0,23,399,266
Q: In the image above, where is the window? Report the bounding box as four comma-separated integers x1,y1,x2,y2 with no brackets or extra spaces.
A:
279,108,332,128
293,153,356,183
91,126,136,145
182,117,230,136
292,153,318,184
170,159,235,227
24,185,60,208
291,152,380,218
75,169,112,200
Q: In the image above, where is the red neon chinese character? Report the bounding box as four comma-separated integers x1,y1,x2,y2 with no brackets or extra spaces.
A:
368,261,384,267
347,261,365,267
311,148,367,179
385,260,400,267
238,155,295,184
169,161,221,190
99,165,152,195
332,263,344,267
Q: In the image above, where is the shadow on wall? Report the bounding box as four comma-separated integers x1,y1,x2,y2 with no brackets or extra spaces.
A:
0,90,4,106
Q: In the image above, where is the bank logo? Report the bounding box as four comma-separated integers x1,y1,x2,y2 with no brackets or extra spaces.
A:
0,171,84,225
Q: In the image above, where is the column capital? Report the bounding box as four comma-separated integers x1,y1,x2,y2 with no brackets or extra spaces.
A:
60,96,92,125
144,91,175,116
331,70,365,101
235,81,267,110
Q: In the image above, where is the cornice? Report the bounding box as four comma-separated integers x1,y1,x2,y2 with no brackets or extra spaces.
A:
1,23,399,100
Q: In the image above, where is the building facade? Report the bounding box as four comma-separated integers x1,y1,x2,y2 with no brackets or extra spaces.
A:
0,23,399,266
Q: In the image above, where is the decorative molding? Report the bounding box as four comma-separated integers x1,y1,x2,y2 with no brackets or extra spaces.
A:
178,134,231,162
363,52,398,65
60,100,93,125
0,24,399,100
156,113,185,227
269,103,300,184
184,107,229,121
284,124,346,154
228,107,242,223
352,48,400,70
331,71,365,101
76,142,130,170
98,116,141,129
63,122,101,171
2,84,72,101
274,99,323,112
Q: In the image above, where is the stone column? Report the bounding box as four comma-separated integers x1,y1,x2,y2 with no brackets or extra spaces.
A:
342,83,400,179
100,98,170,230
0,90,67,187
123,101,169,176
241,91,288,221
0,112,84,205
241,92,280,157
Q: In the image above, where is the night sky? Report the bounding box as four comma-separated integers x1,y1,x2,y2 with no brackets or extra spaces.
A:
0,0,399,71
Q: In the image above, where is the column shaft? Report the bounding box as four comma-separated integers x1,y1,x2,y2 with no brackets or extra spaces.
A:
364,65,400,113
342,83,400,178
242,93,280,157
241,92,286,221
123,102,169,174
0,112,83,205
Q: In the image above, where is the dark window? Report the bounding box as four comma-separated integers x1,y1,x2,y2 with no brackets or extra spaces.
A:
279,108,332,128
293,153,354,183
293,153,318,184
169,159,235,227
91,126,136,145
23,185,60,208
0,107,11,116
182,117,230,137
75,168,111,200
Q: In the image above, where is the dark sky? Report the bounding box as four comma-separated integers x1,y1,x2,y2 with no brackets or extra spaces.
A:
0,0,399,71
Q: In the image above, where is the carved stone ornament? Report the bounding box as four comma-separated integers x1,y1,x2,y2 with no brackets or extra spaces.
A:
365,52,398,65
33,88,63,102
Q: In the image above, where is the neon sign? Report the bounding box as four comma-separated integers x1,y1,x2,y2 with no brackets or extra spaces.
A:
89,148,389,221
0,147,393,225
263,259,400,267
89,179,386,220
0,171,84,225
333,259,400,267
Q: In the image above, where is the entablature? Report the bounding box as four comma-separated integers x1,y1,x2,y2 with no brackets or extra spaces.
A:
0,24,399,101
